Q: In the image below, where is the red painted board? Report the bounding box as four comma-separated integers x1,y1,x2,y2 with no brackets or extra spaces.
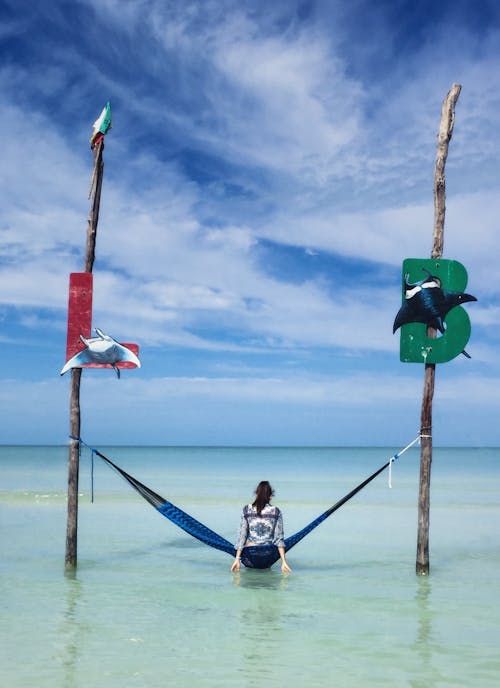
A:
66,273,93,360
65,272,140,370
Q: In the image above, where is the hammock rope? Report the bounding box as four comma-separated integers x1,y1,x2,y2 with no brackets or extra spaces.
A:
70,435,420,569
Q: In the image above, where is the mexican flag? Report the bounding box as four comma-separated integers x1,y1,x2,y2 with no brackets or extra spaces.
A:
90,102,112,144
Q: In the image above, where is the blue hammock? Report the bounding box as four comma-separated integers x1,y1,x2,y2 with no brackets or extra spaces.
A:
85,441,417,569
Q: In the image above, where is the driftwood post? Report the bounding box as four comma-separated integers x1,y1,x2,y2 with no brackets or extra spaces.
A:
416,83,461,576
65,140,105,571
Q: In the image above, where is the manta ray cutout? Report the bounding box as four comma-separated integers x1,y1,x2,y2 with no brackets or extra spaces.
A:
393,268,476,336
61,328,141,378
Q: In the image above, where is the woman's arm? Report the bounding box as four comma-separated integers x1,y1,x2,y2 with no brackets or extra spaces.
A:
231,510,248,571
274,510,291,573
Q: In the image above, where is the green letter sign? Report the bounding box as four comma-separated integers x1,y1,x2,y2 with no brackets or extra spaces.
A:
396,258,476,364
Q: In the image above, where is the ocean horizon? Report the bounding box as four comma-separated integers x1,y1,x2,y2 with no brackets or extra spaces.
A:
2,444,499,687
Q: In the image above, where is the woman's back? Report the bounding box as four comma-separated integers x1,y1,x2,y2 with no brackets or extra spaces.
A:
241,503,282,546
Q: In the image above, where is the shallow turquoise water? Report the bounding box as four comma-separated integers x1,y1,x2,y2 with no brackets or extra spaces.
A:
1,445,499,687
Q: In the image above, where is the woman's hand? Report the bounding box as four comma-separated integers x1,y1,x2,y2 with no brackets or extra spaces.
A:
231,557,241,572
281,560,292,574
278,546,291,573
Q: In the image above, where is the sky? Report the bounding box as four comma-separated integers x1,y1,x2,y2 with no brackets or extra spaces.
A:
1,0,499,446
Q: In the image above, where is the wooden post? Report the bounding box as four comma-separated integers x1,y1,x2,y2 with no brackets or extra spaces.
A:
65,139,105,571
416,84,461,576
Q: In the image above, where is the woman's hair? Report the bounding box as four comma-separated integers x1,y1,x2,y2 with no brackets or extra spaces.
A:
252,481,274,515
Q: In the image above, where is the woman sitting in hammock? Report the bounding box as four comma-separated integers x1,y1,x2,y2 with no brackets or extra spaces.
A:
231,481,292,573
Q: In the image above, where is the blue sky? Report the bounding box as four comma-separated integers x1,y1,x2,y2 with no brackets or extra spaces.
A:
1,0,499,446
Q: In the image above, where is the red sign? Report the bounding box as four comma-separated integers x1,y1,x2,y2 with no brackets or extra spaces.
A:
64,273,139,370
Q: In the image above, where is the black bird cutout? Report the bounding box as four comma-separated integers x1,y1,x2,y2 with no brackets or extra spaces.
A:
393,268,477,357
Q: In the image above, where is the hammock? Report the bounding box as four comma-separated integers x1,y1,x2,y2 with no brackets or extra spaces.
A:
75,437,419,569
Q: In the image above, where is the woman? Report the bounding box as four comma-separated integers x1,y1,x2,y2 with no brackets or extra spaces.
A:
231,480,292,573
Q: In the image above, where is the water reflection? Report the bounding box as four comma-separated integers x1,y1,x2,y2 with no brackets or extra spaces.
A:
60,573,83,688
232,568,289,590
232,568,290,685
412,576,441,687
415,577,432,657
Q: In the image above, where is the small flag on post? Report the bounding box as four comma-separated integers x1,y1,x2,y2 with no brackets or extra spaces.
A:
90,102,112,147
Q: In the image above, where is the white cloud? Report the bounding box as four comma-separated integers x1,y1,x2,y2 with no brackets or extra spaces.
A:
0,89,492,359
82,1,363,185
6,368,497,411
258,189,499,301
206,25,362,179
1,1,499,448
1,369,498,445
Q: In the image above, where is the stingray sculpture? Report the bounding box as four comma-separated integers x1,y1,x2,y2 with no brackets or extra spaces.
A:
60,328,141,378
393,269,476,358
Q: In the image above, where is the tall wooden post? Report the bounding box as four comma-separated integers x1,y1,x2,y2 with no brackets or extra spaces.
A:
416,84,461,576
65,140,105,571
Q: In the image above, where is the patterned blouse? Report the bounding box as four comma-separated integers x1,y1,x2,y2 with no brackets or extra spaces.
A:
235,503,285,550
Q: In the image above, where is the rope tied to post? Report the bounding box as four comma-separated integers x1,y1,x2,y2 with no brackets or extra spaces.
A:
387,435,421,488
70,435,97,502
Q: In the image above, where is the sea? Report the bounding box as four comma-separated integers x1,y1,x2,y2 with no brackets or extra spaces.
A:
1,444,499,687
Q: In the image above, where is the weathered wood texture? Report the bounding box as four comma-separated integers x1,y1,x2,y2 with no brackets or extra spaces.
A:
65,370,82,570
84,140,104,273
416,84,461,576
432,84,462,260
65,140,104,571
